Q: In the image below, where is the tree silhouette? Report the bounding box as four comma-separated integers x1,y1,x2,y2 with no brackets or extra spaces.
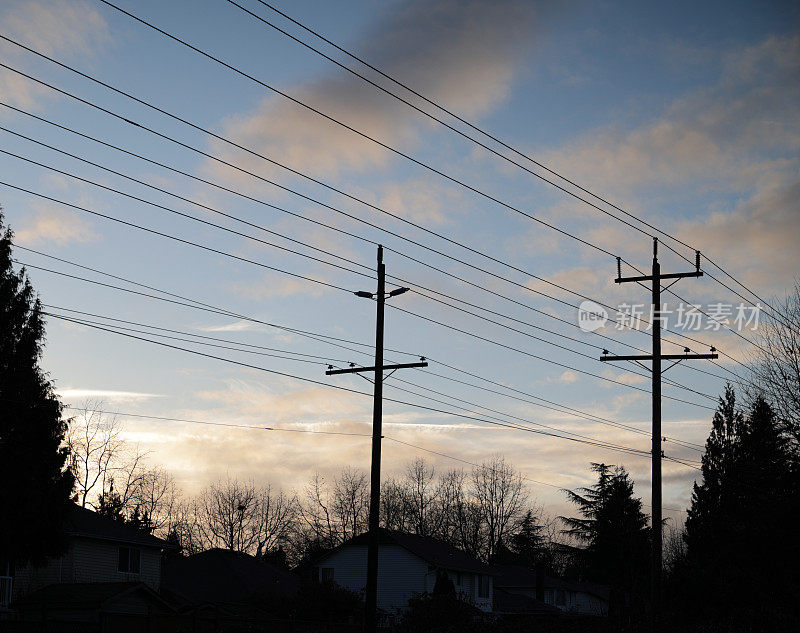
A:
683,386,799,626
0,211,74,568
561,463,649,607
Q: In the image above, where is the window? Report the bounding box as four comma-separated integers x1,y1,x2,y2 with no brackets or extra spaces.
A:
555,589,566,606
321,567,335,582
456,572,462,586
118,547,141,574
477,575,489,598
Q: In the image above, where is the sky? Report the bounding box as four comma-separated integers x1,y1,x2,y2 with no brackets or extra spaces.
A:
1,0,798,523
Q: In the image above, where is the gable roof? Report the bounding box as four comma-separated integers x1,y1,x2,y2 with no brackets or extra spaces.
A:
162,548,300,606
15,582,175,611
320,529,493,575
67,504,170,549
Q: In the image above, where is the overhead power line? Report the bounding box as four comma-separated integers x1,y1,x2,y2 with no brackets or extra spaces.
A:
37,296,706,451
53,404,686,510
95,1,621,261
96,1,795,341
1,107,740,383
0,57,752,366
45,311,668,461
241,0,796,335
0,179,358,294
14,246,709,450
6,135,718,400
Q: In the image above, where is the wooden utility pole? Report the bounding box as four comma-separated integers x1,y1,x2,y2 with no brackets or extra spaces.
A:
326,245,426,632
600,238,716,630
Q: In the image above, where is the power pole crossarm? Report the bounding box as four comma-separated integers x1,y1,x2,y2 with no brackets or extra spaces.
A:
601,240,716,631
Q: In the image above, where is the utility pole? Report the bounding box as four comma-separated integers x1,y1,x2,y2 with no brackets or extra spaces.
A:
326,245,427,633
600,238,717,630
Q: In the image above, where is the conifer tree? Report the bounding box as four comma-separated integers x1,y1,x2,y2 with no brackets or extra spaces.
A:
684,385,799,625
0,211,74,567
561,463,649,604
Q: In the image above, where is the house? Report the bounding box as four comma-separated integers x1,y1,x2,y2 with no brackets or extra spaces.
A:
14,581,175,628
492,564,610,616
161,548,300,614
10,504,170,603
307,529,495,618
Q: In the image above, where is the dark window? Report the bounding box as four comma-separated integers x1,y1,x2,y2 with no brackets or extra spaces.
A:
556,589,566,606
118,547,141,574
321,567,334,581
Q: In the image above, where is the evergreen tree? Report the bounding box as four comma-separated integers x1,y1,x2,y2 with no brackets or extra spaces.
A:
684,385,799,627
500,510,549,569
0,211,74,567
561,463,649,606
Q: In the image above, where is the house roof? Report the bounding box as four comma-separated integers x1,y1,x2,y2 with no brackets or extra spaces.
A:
162,548,300,606
67,504,170,549
14,582,174,611
319,529,493,575
491,564,611,602
493,588,562,616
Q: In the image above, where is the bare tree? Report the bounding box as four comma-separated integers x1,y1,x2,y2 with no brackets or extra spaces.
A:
132,466,181,535
380,477,409,531
331,467,369,541
299,472,339,551
253,484,298,557
404,458,441,537
195,477,259,552
471,455,527,560
746,282,800,446
66,401,124,508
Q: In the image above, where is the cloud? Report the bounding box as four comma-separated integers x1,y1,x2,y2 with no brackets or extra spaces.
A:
556,370,578,384
14,203,97,246
231,271,329,300
198,320,266,333
534,34,800,300
204,0,537,184
0,0,110,112
57,389,163,403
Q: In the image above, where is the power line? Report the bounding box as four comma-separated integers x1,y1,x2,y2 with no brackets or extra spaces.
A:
243,0,796,335
0,180,357,293
39,297,705,451
0,147,375,282
44,311,678,461
43,305,352,364
95,0,621,261
0,138,727,401
15,249,712,449
100,0,793,343
1,134,722,402
386,303,716,409
46,311,650,459
0,63,750,369
8,130,716,397
5,184,706,404
55,403,687,511
3,109,733,381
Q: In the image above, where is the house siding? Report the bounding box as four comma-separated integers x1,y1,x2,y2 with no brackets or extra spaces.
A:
318,544,493,615
320,544,429,617
12,537,161,601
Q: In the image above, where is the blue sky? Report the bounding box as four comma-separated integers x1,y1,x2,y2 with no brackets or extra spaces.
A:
1,0,798,521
